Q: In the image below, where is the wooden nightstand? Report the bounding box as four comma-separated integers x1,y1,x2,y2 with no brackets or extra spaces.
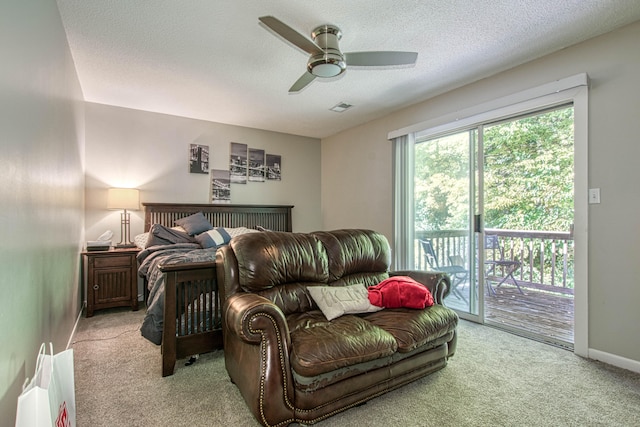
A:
82,248,140,317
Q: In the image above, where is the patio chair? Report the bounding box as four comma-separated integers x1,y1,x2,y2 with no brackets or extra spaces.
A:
420,239,469,302
484,234,524,295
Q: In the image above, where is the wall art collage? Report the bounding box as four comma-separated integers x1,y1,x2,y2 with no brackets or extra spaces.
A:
189,142,281,204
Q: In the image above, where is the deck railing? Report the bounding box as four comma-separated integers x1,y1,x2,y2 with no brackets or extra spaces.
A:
416,228,574,295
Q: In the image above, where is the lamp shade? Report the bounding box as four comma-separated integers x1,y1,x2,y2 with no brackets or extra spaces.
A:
107,188,140,210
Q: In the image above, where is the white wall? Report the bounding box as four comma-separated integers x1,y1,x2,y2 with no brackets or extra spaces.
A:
0,1,85,423
322,21,640,366
84,103,322,243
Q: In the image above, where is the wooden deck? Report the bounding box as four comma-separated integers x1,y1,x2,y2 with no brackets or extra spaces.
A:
445,284,574,346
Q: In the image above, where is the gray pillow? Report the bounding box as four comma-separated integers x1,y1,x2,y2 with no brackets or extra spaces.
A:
145,224,197,248
174,212,213,235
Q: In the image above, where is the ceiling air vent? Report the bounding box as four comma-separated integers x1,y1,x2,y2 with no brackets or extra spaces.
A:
330,102,353,113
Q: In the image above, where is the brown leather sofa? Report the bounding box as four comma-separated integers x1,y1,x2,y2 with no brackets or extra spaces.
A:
216,229,459,426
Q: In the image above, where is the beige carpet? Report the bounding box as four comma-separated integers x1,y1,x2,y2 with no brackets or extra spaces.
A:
72,307,640,426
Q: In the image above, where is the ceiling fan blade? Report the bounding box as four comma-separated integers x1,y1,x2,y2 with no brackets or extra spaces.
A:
344,51,418,67
259,16,323,56
289,72,316,93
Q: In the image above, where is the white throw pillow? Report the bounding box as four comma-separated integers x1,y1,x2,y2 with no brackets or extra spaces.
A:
134,232,149,249
225,227,260,238
307,284,383,321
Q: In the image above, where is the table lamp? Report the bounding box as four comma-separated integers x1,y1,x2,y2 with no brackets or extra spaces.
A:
107,188,140,248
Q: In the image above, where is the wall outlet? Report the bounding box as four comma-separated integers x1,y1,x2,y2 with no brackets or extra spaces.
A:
588,188,601,204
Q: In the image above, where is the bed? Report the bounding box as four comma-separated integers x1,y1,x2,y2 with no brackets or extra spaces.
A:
137,202,294,376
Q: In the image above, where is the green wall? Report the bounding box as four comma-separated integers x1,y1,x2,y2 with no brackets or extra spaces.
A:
0,1,85,424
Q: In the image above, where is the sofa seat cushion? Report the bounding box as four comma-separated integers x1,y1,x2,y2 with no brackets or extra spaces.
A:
362,305,458,353
287,311,397,378
292,332,454,394
292,351,394,393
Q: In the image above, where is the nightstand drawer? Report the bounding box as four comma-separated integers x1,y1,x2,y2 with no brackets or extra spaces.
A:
93,254,134,268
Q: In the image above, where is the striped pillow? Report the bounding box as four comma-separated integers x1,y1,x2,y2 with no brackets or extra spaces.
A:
196,227,232,249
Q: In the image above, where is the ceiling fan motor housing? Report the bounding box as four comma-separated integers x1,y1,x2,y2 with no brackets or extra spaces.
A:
308,25,346,78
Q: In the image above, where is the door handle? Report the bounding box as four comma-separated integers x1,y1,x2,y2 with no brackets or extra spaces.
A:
474,214,483,233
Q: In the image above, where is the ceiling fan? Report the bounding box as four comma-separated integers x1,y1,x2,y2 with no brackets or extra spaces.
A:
259,16,418,93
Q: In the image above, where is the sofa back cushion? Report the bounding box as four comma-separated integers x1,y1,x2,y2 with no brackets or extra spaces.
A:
312,229,391,287
223,229,392,315
230,231,329,291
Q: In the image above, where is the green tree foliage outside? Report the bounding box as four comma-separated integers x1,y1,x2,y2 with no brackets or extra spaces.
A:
415,131,473,231
415,107,575,289
484,107,574,231
415,107,573,231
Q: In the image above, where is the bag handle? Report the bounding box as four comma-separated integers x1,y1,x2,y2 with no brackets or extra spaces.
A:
22,342,53,392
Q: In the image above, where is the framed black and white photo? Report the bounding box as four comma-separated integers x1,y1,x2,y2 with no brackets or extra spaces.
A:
266,154,282,181
248,148,265,182
230,142,247,184
211,169,231,204
189,144,209,174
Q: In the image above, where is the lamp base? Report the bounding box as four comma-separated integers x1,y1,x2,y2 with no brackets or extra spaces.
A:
116,210,136,249
115,243,137,249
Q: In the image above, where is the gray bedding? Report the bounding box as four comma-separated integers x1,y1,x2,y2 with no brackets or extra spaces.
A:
138,243,218,345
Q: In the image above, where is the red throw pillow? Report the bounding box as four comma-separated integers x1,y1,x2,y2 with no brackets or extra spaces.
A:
368,276,434,309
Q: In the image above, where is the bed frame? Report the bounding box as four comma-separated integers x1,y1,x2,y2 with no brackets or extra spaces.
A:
142,203,294,376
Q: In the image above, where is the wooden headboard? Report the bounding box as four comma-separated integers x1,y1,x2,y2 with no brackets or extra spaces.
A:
142,203,294,233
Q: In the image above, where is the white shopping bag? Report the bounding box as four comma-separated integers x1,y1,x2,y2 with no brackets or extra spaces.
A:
15,343,76,427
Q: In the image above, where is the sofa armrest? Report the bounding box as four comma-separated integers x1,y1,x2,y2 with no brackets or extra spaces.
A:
225,293,291,346
390,270,451,304
223,293,296,425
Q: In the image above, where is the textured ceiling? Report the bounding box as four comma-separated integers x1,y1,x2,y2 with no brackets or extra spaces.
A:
56,0,640,139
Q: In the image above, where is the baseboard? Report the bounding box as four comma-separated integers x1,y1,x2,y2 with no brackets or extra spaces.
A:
589,348,640,374
66,301,86,350
481,321,640,374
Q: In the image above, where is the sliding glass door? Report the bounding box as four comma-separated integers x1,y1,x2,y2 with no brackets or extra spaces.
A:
480,107,575,347
412,105,575,346
414,128,479,318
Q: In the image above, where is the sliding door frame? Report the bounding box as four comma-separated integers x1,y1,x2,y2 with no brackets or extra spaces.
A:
391,74,589,356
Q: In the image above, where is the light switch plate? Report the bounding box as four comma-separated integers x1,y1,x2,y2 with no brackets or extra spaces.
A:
588,188,600,204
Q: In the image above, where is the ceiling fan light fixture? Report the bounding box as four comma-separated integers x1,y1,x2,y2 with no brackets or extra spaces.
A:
308,24,346,78
308,52,346,77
